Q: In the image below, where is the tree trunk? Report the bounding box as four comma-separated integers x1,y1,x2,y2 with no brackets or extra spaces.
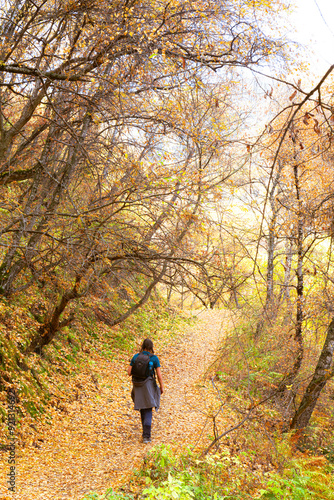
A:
256,162,283,337
255,213,277,338
291,162,304,379
277,163,304,394
0,112,91,296
290,317,334,429
25,288,78,354
106,264,168,327
279,238,293,304
232,288,240,309
266,211,276,306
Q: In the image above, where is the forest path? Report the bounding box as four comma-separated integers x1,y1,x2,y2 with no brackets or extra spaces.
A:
1,310,229,500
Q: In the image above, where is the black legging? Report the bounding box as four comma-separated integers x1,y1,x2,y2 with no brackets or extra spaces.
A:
140,408,152,438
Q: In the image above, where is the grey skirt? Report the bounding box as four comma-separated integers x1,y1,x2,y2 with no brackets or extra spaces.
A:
131,377,161,410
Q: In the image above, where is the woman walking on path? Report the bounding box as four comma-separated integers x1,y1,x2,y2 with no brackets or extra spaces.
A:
128,339,164,443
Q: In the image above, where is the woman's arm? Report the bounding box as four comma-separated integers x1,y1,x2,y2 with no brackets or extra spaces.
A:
127,365,132,376
156,367,164,394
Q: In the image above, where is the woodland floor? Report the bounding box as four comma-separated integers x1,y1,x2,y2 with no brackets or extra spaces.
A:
0,310,229,500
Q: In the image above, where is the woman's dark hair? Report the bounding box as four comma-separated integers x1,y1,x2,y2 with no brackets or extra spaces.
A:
141,338,154,353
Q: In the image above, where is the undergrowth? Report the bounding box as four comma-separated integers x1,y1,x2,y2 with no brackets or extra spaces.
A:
216,305,334,456
82,443,334,499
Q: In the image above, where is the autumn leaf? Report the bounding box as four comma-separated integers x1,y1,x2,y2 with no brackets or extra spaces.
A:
303,112,311,125
313,118,321,135
289,90,297,101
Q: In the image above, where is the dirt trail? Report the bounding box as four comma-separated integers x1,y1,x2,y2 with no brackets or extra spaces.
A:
0,310,228,500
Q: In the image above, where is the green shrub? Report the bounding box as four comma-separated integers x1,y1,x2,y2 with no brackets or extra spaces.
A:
82,488,134,499
142,473,195,500
133,444,253,499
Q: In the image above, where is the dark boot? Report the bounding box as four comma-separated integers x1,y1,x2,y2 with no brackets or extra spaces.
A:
143,424,151,443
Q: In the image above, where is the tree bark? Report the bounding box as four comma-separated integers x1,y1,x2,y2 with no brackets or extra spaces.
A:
290,317,334,429
291,162,304,379
256,161,283,336
25,283,80,354
279,238,293,304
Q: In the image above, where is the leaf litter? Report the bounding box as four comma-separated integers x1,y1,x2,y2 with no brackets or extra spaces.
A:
0,310,229,500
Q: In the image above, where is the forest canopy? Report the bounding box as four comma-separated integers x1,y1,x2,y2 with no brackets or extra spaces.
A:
2,0,334,483
0,0,288,347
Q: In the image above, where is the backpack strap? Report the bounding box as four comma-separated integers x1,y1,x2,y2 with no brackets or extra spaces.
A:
148,352,155,379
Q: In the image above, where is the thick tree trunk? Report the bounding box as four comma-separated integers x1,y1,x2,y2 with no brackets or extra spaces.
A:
25,288,78,354
290,317,334,429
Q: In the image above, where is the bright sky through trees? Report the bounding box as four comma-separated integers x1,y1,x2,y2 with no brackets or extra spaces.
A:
291,0,334,75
